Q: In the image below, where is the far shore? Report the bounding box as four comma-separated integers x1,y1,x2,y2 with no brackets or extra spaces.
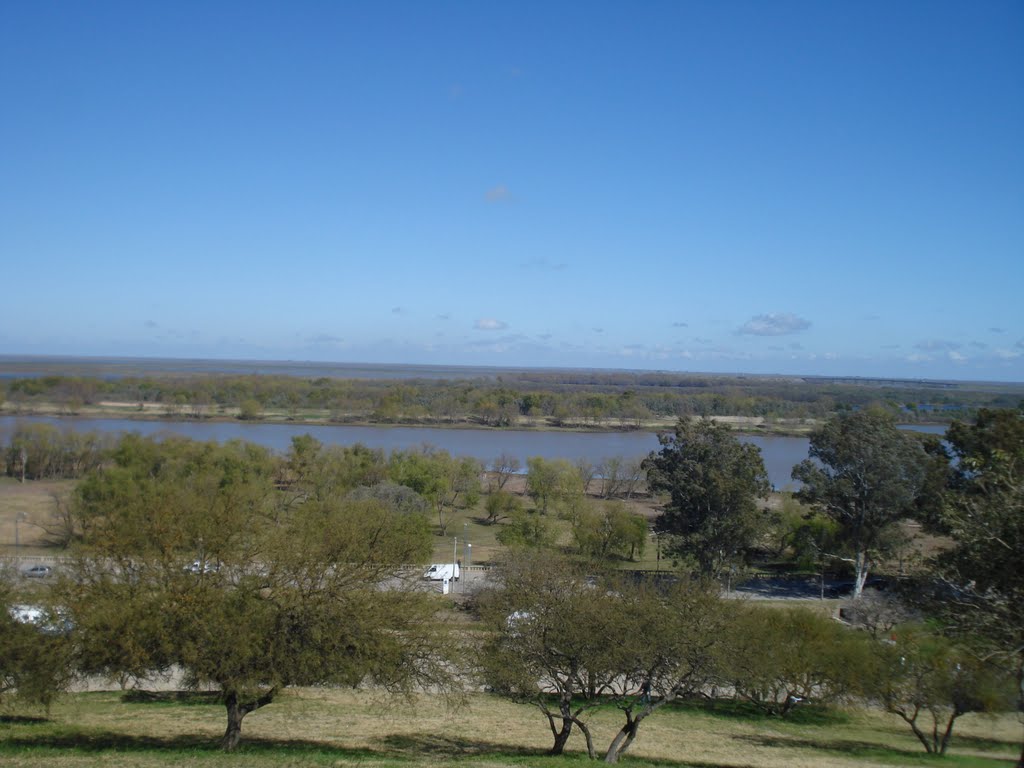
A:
0,400,838,436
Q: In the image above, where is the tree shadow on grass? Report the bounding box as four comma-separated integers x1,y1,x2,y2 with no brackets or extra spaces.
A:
380,732,545,758
0,715,49,725
669,698,851,727
731,732,1016,764
120,690,222,706
0,731,379,760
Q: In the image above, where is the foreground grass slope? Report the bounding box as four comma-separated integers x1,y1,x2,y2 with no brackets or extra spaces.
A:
1,689,1018,768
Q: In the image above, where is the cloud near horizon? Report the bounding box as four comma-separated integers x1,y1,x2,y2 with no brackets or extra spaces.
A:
915,339,961,351
474,318,508,331
738,313,811,336
306,333,344,344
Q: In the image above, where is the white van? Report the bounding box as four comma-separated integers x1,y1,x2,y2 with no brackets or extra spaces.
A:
423,563,460,582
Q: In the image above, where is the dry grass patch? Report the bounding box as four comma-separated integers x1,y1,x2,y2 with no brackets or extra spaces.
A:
0,477,75,552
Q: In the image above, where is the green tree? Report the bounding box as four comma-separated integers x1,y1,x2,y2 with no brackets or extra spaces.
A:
389,449,481,535
496,506,555,549
60,435,450,750
237,398,262,420
484,489,523,525
599,578,727,764
478,552,728,763
525,457,582,516
571,501,647,562
644,418,770,578
793,411,929,598
924,409,1024,764
872,625,1015,755
476,552,625,758
0,577,72,710
720,605,871,717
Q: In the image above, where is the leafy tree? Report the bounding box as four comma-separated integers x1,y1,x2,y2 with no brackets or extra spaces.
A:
484,489,523,525
495,506,555,549
525,457,582,516
60,435,450,750
389,449,481,535
476,552,626,757
488,452,521,492
924,409,1024,763
598,579,727,764
478,552,728,763
237,398,262,420
0,577,72,710
720,605,871,717
793,411,929,598
644,418,771,578
571,501,647,562
872,625,1015,755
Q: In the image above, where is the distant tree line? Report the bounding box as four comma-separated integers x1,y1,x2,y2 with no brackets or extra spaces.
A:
3,371,1020,427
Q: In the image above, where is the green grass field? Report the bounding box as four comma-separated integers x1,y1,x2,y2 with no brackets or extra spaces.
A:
0,688,1019,767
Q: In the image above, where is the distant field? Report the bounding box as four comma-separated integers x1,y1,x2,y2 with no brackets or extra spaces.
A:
0,688,1018,767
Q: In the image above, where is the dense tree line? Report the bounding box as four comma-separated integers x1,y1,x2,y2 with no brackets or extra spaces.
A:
4,370,1019,428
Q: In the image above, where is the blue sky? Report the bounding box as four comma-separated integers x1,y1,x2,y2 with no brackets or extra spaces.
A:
1,1,1022,381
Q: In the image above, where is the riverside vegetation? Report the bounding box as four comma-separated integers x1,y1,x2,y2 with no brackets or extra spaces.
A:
0,408,1021,765
3,367,1022,432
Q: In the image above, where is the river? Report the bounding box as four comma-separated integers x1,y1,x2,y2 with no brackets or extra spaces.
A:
0,416,947,492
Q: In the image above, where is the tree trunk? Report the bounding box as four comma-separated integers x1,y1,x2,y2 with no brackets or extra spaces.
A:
572,715,595,760
604,719,639,764
938,711,959,755
895,709,934,754
543,704,574,756
548,719,573,756
222,693,246,751
852,550,869,599
221,688,277,751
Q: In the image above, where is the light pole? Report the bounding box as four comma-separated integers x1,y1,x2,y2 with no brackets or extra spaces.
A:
15,512,26,552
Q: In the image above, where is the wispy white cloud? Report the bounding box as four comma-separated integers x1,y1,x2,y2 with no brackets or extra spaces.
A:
738,313,811,336
474,318,508,331
990,327,1005,334
672,321,688,328
520,257,567,271
915,339,961,351
485,184,511,202
436,313,450,320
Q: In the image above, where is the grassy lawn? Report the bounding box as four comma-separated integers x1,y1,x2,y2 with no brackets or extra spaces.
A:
0,689,1018,767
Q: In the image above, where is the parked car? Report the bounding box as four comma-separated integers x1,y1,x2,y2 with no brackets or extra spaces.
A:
423,563,460,581
185,560,220,574
22,565,52,579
